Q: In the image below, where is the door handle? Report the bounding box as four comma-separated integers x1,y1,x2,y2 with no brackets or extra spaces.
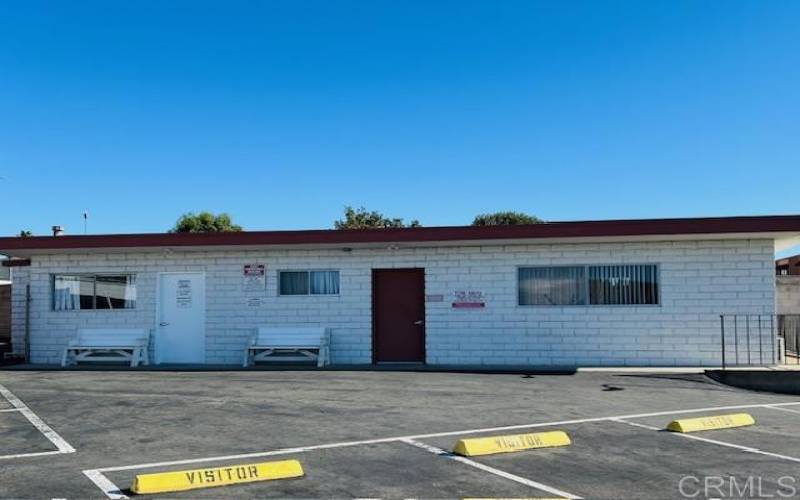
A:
159,322,169,327
413,320,424,326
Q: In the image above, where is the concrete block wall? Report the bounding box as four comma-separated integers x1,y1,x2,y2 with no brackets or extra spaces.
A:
0,285,10,344
11,238,776,366
10,266,30,356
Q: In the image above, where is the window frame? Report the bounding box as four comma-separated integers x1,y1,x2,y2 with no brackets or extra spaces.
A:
51,273,137,311
516,264,660,307
517,265,587,306
277,269,341,297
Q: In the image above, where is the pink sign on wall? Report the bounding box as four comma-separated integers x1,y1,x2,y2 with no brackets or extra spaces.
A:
243,264,266,291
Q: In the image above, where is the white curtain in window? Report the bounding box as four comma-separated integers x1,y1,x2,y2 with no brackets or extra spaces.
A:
310,271,339,295
124,276,136,309
53,276,80,311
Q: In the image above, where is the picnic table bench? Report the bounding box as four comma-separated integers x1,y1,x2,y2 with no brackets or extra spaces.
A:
61,328,150,367
243,327,330,367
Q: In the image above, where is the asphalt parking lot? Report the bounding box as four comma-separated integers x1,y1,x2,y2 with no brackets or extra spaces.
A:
1,369,799,499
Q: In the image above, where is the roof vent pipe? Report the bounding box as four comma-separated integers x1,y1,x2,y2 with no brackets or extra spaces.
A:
51,225,65,237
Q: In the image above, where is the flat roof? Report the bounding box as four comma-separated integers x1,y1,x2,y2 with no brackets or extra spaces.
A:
2,215,800,257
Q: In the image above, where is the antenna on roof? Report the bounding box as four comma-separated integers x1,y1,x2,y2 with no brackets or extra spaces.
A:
83,211,88,234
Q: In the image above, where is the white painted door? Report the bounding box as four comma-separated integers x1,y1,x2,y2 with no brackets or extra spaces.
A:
157,273,206,363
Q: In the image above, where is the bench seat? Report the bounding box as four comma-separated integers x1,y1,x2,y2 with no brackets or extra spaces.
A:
62,328,150,367
243,327,330,367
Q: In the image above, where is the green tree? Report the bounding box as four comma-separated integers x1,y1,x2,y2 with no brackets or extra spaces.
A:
18,230,32,237
472,211,543,226
170,212,243,233
334,206,421,229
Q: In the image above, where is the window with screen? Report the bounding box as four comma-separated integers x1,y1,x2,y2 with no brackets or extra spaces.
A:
279,270,340,296
52,274,136,310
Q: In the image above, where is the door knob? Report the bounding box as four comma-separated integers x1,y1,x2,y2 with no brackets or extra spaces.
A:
413,320,424,326
159,322,169,327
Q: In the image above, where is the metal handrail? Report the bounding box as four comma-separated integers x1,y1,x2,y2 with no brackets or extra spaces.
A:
719,314,800,369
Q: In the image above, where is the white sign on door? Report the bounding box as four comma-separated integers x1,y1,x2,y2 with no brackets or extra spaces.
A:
176,279,192,308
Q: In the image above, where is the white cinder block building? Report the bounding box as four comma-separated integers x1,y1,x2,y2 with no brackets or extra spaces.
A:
1,216,799,367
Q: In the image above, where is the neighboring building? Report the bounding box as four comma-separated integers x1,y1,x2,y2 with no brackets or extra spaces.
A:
0,289,9,358
776,253,800,317
776,277,800,314
0,260,10,357
0,260,9,282
0,215,798,367
776,254,800,275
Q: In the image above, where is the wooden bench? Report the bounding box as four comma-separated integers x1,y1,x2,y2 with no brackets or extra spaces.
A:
61,328,150,367
243,327,330,367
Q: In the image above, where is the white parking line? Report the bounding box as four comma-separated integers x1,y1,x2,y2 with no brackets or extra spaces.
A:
96,400,800,475
400,438,581,499
764,405,800,415
82,470,128,500
81,400,800,498
611,418,800,464
0,383,76,460
1,450,67,460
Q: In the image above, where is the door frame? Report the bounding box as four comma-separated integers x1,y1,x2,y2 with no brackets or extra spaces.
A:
371,268,426,364
154,271,206,364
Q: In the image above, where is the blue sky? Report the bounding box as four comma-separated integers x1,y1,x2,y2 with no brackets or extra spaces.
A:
1,1,798,246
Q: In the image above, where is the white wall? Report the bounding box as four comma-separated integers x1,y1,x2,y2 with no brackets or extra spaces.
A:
11,238,776,366
776,276,800,315
10,265,30,356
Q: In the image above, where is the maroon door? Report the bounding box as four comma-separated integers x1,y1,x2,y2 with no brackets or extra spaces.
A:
372,268,425,363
